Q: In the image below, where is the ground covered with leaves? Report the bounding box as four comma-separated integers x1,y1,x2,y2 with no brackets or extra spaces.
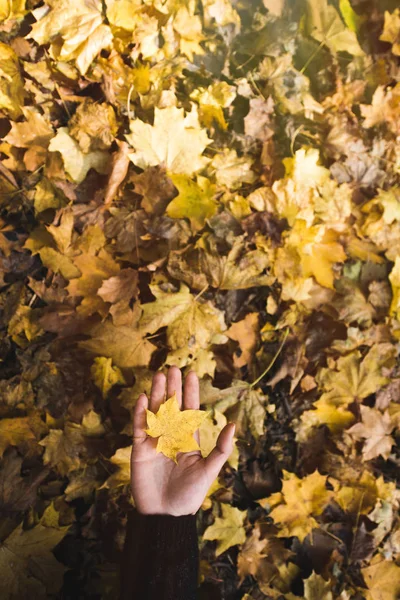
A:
1,0,400,597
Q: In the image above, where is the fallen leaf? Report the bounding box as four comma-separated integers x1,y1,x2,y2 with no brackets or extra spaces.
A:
348,406,395,461
203,502,247,556
126,105,213,176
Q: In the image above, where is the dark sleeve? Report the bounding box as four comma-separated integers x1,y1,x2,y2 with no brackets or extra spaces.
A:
119,509,199,600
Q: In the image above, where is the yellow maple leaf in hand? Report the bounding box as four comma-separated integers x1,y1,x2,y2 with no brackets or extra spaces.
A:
144,391,210,463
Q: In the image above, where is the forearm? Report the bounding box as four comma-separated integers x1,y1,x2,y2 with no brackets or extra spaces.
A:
120,509,199,600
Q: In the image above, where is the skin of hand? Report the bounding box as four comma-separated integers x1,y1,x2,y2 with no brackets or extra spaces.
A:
130,366,236,516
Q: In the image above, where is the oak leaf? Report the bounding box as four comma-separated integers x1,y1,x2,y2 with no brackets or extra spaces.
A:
144,392,209,464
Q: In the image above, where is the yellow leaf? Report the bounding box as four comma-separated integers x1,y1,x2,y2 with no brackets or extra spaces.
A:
79,319,157,368
28,0,113,75
304,571,333,600
199,408,239,470
5,106,53,148
380,9,400,56
305,0,364,56
0,506,70,598
362,556,400,600
190,81,236,130
144,391,209,464
69,99,118,152
91,356,126,398
100,445,132,489
48,127,110,183
167,174,218,229
173,5,205,62
126,105,213,176
267,470,335,541
203,503,247,556
139,282,228,351
39,426,84,476
168,233,274,290
209,148,256,189
0,416,38,459
389,255,400,321
0,0,26,22
237,524,268,584
66,249,121,317
0,42,24,119
348,406,395,461
283,219,347,289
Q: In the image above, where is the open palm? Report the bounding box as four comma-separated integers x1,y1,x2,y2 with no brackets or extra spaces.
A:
130,366,236,516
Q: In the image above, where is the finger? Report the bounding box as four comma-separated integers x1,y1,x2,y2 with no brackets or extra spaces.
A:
149,371,166,413
203,423,235,481
133,393,149,446
167,366,182,408
184,370,200,445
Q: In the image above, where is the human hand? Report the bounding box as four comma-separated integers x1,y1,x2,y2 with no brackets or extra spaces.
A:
130,366,236,516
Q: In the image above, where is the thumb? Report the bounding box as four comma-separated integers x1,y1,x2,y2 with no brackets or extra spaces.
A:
203,422,236,482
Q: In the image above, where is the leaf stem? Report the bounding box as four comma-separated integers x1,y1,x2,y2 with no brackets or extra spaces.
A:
249,326,290,389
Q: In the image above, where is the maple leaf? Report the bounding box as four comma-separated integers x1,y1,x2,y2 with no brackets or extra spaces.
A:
348,406,395,461
167,233,274,290
0,416,39,459
0,0,27,23
265,470,336,542
0,503,70,599
138,282,228,354
126,105,213,176
198,408,239,470
237,524,268,584
362,556,400,600
190,81,236,130
66,249,121,317
0,42,25,119
48,127,110,183
79,319,157,368
39,425,85,477
166,174,218,230
100,445,132,489
380,9,400,56
209,148,256,189
297,344,396,436
203,502,247,556
28,0,113,75
172,5,205,62
69,99,118,152
144,392,209,464
5,106,53,148
305,0,364,56
303,571,333,600
91,357,126,398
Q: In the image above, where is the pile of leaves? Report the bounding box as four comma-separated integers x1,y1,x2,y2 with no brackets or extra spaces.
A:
1,0,400,597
